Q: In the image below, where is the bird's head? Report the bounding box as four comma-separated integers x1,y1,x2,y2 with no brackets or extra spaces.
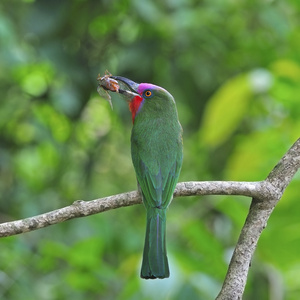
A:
111,76,175,123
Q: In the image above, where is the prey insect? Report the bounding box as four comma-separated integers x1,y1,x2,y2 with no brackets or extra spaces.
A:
97,71,138,109
97,71,120,109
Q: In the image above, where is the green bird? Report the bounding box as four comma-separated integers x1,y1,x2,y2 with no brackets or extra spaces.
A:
112,76,183,279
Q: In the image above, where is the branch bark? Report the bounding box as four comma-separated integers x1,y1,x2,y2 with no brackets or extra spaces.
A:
216,137,300,300
0,138,299,300
0,181,263,237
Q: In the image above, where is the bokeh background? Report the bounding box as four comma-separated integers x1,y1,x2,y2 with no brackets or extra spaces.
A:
0,0,300,299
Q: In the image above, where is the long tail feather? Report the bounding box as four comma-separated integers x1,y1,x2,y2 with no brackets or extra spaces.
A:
141,208,169,279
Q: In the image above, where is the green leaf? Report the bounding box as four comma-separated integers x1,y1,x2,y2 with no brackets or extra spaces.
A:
199,74,251,147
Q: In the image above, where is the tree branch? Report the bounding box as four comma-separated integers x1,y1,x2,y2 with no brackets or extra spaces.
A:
0,138,299,300
0,181,262,237
216,137,300,300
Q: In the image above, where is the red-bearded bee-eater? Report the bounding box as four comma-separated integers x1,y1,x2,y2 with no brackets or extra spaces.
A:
112,76,183,279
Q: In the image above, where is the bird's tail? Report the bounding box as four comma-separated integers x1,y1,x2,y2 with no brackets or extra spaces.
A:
141,208,169,279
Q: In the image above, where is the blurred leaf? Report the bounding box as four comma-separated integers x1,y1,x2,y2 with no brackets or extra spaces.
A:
271,59,300,81
66,238,104,269
216,197,249,231
225,129,297,181
177,219,226,279
199,74,252,147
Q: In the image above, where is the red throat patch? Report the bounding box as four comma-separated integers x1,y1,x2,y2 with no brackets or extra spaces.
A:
129,95,144,123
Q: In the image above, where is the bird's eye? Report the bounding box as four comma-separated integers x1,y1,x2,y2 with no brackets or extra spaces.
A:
144,90,152,98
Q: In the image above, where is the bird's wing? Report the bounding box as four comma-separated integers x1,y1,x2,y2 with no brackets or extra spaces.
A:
133,153,182,209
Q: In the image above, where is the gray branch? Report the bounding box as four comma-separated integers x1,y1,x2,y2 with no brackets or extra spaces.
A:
0,181,262,237
216,137,300,300
0,138,299,300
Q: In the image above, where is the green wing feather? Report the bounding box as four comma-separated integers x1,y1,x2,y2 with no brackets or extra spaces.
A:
136,158,182,209
133,148,182,208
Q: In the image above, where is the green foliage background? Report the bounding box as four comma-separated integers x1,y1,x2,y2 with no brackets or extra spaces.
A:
0,0,299,299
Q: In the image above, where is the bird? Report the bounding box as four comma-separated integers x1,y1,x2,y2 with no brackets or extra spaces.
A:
111,76,183,279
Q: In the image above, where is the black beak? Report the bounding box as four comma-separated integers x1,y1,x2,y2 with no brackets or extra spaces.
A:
110,76,139,97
